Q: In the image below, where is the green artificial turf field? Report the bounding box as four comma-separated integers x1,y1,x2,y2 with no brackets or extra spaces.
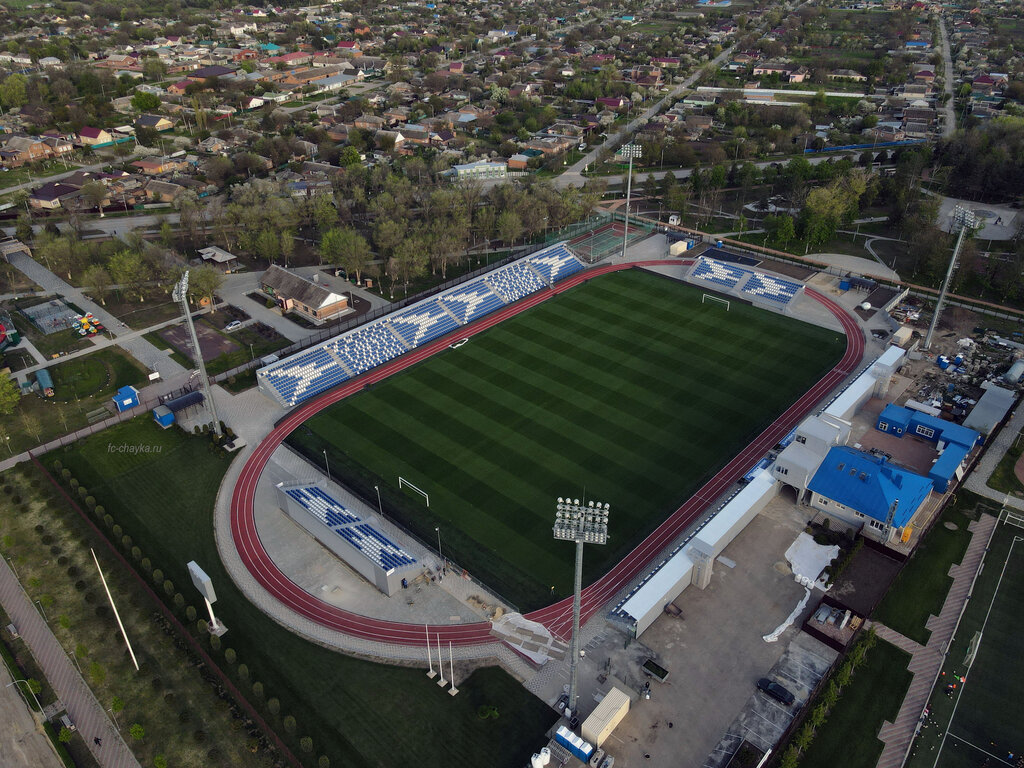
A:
289,269,846,610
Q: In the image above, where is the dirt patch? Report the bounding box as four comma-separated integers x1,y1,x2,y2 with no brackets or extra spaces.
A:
943,521,959,531
157,322,239,363
826,545,902,616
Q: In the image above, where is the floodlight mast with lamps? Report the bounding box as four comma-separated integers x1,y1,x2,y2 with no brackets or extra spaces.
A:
924,205,977,351
172,271,222,436
553,497,610,716
620,144,642,261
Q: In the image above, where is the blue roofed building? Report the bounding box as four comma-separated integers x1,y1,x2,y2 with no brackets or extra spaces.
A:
875,404,980,492
807,446,934,543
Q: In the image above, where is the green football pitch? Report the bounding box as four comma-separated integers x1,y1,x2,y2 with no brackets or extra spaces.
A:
288,269,846,610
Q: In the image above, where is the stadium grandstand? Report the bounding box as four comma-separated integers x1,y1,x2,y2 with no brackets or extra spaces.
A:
686,254,805,310
276,483,418,596
257,243,587,407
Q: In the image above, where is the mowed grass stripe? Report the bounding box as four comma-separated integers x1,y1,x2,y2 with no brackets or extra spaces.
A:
292,270,845,608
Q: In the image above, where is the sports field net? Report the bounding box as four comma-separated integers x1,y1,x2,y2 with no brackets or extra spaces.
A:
569,220,655,264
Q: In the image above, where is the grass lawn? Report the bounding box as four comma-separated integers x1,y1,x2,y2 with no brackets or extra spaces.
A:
906,516,1024,768
221,367,259,393
288,270,846,609
103,295,183,328
51,419,555,768
799,639,913,768
0,159,81,191
0,468,272,768
50,347,147,400
982,431,1024,497
4,346,149,454
872,496,978,645
19,321,95,359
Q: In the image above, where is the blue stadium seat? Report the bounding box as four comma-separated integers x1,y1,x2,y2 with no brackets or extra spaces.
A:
528,244,585,283
742,273,802,304
387,301,461,347
691,257,753,289
440,280,506,323
486,261,547,303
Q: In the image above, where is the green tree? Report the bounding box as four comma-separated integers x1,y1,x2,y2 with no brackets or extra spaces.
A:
131,91,161,111
153,756,168,768
26,679,42,695
321,227,373,284
143,59,166,81
82,265,112,306
15,213,32,243
373,217,406,260
300,736,314,753
189,265,224,312
107,250,148,302
0,376,19,416
0,73,28,109
129,723,145,741
59,727,73,744
254,228,280,266
111,696,125,713
496,210,523,245
20,412,41,442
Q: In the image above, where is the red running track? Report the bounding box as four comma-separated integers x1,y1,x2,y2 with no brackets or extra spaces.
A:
230,262,864,647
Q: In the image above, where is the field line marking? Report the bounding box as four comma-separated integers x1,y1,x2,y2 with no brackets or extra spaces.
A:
932,534,1022,768
946,733,1014,766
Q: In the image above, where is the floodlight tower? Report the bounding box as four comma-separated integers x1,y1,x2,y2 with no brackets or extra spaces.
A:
172,271,222,436
924,205,977,351
188,560,227,635
553,497,610,717
620,144,641,262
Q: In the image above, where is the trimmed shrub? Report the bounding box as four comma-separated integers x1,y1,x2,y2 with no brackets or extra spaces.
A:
185,605,197,622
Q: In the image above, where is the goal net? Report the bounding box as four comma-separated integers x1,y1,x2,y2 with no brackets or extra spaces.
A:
701,294,730,310
399,477,430,507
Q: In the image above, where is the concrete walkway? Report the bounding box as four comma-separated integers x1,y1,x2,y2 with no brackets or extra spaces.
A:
0,658,62,768
871,512,998,768
964,407,1024,512
0,559,141,768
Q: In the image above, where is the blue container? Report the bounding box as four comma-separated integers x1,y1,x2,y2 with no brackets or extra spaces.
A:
938,357,950,370
953,354,964,366
839,280,851,291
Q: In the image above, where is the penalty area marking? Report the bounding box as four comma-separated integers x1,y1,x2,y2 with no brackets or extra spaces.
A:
702,294,730,311
399,476,430,507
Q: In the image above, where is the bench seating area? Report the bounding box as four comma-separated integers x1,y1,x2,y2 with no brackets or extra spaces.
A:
387,301,461,348
690,257,753,289
283,484,417,573
741,273,802,304
485,261,548,303
439,280,505,324
259,347,349,403
328,323,408,377
528,244,585,283
337,522,417,571
258,242,587,406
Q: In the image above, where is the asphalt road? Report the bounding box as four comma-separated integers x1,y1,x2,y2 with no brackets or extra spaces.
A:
938,18,957,138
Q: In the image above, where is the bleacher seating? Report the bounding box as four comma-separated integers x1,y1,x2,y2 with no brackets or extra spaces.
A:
284,486,361,527
336,523,417,571
742,273,802,304
690,257,752,289
529,245,585,283
440,280,505,324
387,300,461,347
329,323,407,376
260,347,350,406
258,241,591,406
487,261,547,303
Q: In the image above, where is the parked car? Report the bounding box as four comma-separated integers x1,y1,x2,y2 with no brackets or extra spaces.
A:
757,678,795,705
224,320,243,332
58,713,76,732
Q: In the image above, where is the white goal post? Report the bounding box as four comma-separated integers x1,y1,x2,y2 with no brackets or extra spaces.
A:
999,507,1024,530
701,294,730,310
399,476,430,507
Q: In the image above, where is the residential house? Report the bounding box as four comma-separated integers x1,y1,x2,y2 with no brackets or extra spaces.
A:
29,182,80,209
135,114,175,132
198,246,240,272
828,69,867,82
78,126,114,146
259,264,349,323
130,156,190,175
144,179,185,202
0,136,53,167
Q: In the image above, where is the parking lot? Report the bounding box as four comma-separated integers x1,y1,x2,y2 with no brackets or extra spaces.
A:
603,494,834,767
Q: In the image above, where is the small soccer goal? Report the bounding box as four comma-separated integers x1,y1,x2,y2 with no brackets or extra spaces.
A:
999,507,1024,530
399,476,430,507
701,294,731,310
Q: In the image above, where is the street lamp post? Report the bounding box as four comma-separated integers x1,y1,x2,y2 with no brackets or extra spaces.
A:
322,449,331,482
619,144,641,262
7,680,43,715
374,485,383,516
553,498,610,717
435,527,444,569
